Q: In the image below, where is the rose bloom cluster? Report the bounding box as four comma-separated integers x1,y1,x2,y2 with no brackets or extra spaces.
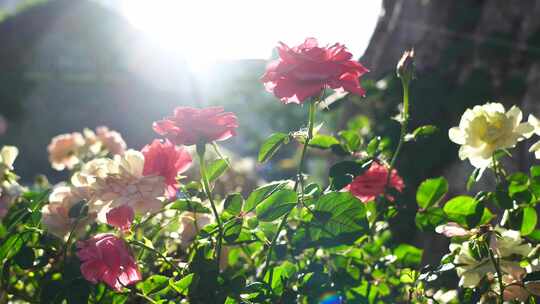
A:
39,106,241,290
47,126,127,171
436,223,540,302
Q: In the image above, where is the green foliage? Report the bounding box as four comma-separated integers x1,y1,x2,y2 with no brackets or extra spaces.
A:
206,159,230,182
255,189,297,222
258,132,290,163
416,177,448,209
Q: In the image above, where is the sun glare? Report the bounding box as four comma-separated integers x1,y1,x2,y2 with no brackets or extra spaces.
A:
120,0,382,71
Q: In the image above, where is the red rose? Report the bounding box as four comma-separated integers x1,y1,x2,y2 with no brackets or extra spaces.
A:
153,107,238,146
261,37,369,104
344,162,404,203
142,139,192,198
77,234,141,291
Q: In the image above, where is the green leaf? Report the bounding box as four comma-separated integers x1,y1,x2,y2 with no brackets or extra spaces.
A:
527,229,540,242
206,159,229,182
244,181,290,212
347,115,370,131
394,244,422,266
415,208,445,231
311,192,367,238
170,273,194,296
416,177,448,209
14,246,34,269
256,189,297,222
521,207,537,236
309,134,340,149
443,196,481,228
531,166,540,179
258,132,289,163
223,217,243,242
410,125,438,140
366,137,380,156
223,193,243,215
0,233,25,261
338,130,361,152
264,261,297,296
169,199,211,214
137,275,169,295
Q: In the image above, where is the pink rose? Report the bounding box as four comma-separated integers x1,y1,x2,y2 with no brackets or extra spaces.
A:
96,126,127,156
261,37,369,104
153,107,238,146
344,162,404,203
106,205,134,231
77,234,141,291
47,132,85,170
435,222,473,237
142,139,192,198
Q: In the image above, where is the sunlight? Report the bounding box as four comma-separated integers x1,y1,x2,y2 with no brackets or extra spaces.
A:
120,0,382,71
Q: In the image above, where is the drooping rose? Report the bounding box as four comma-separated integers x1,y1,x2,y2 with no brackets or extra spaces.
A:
344,162,404,203
41,185,95,240
96,126,127,155
142,139,192,198
261,37,369,104
153,107,238,146
77,233,141,291
47,132,85,171
106,204,134,231
449,103,533,168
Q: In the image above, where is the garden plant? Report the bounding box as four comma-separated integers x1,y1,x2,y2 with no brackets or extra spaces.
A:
2,38,540,304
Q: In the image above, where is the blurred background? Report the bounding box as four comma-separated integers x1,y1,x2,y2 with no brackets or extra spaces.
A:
2,0,540,263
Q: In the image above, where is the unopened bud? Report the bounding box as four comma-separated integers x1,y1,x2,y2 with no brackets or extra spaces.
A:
396,49,415,81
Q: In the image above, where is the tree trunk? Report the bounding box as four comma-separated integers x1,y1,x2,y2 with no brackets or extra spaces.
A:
353,0,540,265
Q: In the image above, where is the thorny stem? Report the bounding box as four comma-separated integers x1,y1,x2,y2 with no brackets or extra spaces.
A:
197,145,224,273
261,100,317,289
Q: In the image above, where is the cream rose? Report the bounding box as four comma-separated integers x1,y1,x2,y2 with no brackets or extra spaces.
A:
449,103,533,168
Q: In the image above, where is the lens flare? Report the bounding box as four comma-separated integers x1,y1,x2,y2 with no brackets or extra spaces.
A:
319,292,343,304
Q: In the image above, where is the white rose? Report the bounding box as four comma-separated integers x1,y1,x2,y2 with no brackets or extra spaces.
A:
449,103,533,168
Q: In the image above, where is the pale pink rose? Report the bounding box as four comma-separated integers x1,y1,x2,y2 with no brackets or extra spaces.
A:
106,204,134,231
96,126,127,156
42,186,95,239
90,151,165,218
435,222,472,237
77,233,141,291
47,132,85,170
